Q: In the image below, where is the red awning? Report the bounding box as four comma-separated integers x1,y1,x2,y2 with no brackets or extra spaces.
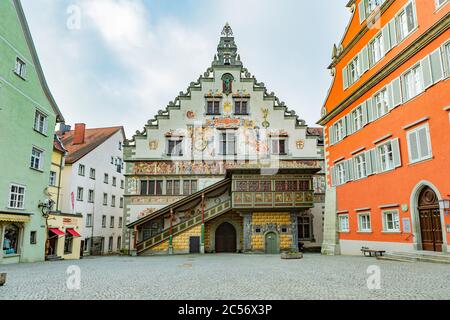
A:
66,228,81,237
49,228,65,236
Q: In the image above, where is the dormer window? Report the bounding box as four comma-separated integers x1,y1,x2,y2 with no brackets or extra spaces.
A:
206,100,221,115
167,138,183,157
234,100,248,115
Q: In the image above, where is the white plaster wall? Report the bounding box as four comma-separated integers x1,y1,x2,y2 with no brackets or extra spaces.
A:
60,130,125,254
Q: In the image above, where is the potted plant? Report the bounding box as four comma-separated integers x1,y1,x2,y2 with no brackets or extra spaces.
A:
0,273,6,286
281,249,303,260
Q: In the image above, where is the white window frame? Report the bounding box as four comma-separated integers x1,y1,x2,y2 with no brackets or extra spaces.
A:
354,153,368,180
30,147,44,171
34,110,48,135
373,88,389,118
348,56,361,85
167,138,183,157
358,212,372,232
444,41,450,78
339,214,350,233
336,162,346,186
435,0,448,9
396,1,417,42
335,120,345,142
352,106,364,132
219,131,237,156
377,140,395,172
370,33,384,66
8,183,26,209
382,210,400,232
402,64,423,102
270,138,288,155
407,123,433,164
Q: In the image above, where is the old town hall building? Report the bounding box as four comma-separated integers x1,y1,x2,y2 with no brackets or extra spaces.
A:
124,24,326,255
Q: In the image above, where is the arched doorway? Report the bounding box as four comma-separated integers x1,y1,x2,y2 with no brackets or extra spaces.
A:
418,187,443,252
215,222,236,253
265,232,279,254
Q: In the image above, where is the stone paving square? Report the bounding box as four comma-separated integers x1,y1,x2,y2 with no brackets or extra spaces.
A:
1,254,449,300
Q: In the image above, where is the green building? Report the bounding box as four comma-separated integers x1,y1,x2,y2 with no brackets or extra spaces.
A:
0,0,64,264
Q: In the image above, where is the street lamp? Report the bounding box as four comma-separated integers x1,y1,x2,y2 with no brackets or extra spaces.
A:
38,199,55,218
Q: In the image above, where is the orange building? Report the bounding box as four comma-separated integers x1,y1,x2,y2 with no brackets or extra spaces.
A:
319,0,450,255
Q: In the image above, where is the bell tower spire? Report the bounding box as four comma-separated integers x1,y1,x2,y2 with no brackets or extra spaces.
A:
213,22,242,67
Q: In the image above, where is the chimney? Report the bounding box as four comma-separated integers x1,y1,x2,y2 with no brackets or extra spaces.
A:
73,123,86,145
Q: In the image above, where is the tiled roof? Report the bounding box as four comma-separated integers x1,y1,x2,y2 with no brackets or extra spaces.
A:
58,126,124,164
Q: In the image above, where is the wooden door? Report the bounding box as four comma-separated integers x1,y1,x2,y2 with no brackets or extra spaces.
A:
265,232,278,254
215,222,236,253
189,236,200,254
418,187,443,252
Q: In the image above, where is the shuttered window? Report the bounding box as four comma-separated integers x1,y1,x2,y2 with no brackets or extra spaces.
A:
370,33,384,66
376,138,401,172
335,162,346,186
354,153,368,180
397,2,416,42
334,120,345,142
445,43,450,77
352,106,364,132
402,65,423,101
373,88,389,118
407,124,432,164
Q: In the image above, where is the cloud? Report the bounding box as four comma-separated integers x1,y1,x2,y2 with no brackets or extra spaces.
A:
21,0,349,137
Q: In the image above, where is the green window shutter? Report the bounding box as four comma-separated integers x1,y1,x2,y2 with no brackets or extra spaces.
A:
407,130,419,162
372,149,380,174
387,83,394,110
391,77,402,107
421,55,433,90
343,65,349,90
392,138,402,168
366,98,374,123
365,150,373,175
329,126,335,145
442,45,450,78
401,75,407,103
342,118,348,138
388,20,398,48
430,49,444,83
372,95,380,120
347,159,355,181
346,114,353,135
418,127,431,159
360,46,370,74
358,0,367,24
382,26,391,55
361,101,368,126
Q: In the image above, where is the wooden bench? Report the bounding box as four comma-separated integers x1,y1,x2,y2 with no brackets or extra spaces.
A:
361,247,386,257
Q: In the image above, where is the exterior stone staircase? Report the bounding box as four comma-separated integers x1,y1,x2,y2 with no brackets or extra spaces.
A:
377,251,450,265
136,199,232,254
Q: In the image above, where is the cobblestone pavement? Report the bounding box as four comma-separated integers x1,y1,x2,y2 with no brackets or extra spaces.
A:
0,254,449,300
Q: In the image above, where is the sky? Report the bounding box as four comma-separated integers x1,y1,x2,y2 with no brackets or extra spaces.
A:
21,0,350,138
